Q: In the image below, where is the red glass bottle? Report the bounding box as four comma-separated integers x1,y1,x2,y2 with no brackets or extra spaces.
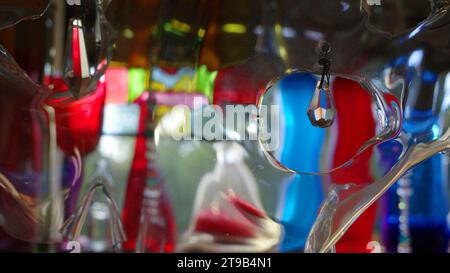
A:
211,0,285,107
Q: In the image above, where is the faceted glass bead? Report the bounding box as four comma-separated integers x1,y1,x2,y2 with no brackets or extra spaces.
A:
307,81,336,128
64,18,91,97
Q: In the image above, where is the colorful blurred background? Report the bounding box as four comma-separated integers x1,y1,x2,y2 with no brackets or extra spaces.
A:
0,0,449,253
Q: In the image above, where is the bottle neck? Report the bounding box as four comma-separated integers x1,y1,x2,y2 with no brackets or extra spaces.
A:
150,1,210,67
255,0,287,61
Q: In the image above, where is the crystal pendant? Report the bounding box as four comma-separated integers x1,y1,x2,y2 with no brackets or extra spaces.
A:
64,18,91,97
307,81,336,128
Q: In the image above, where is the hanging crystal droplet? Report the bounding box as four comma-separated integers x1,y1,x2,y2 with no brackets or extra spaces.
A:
64,18,91,97
307,81,336,128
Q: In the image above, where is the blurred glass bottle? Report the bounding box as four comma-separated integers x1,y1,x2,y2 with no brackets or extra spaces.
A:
138,0,225,253
212,0,285,107
40,0,119,252
205,0,324,252
381,52,449,253
180,141,281,252
148,0,215,119
106,0,218,252
85,0,176,252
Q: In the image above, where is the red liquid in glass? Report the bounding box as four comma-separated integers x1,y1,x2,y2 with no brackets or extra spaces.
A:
194,194,264,238
195,210,257,238
331,77,378,253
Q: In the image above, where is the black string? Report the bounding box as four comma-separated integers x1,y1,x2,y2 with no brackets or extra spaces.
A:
319,55,330,89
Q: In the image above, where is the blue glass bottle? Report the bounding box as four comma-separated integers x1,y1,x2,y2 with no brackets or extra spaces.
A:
276,72,325,252
381,134,449,253
404,112,449,253
382,68,449,253
379,140,403,252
